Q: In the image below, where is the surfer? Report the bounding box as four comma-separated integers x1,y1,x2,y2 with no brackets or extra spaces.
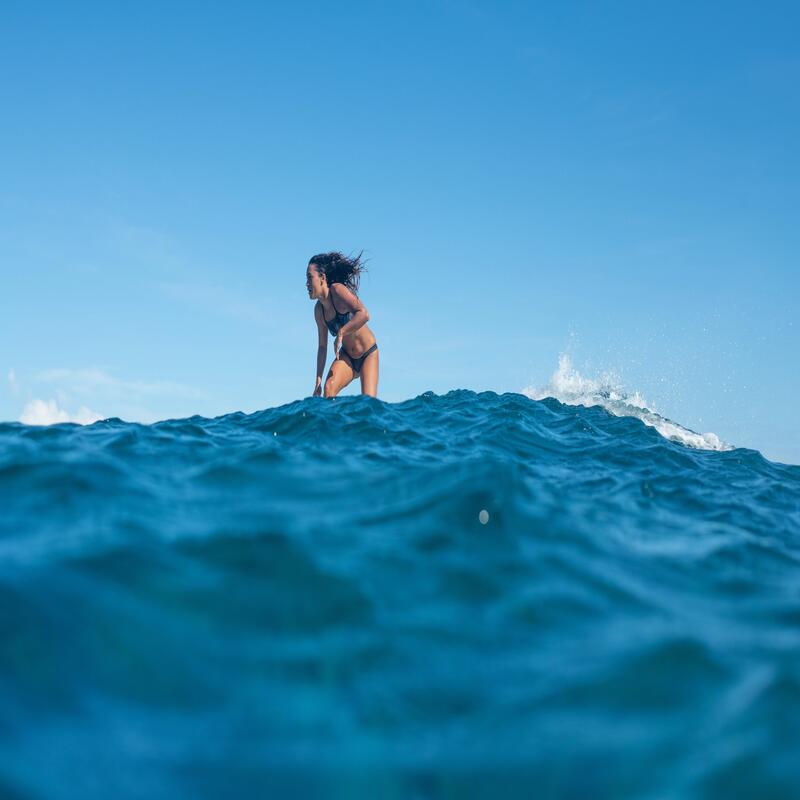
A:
306,251,379,398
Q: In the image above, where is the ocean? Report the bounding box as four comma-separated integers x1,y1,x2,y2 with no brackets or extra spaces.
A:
1,380,799,798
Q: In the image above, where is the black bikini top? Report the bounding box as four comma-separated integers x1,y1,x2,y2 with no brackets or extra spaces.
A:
322,294,353,337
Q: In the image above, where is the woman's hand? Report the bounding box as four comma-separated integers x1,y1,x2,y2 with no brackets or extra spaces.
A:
313,377,322,397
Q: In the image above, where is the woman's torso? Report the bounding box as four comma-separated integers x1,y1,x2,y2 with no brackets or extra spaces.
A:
319,292,375,358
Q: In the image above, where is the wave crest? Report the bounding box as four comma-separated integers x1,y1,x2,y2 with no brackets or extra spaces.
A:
522,355,732,452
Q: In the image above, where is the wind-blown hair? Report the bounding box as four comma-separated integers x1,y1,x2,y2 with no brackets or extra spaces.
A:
308,251,366,294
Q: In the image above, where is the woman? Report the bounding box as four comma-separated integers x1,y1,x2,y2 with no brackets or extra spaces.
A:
306,251,379,398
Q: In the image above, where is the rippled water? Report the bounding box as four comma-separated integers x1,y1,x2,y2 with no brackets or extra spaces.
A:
1,390,799,798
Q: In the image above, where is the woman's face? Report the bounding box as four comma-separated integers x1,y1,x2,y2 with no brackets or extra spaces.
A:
306,263,325,299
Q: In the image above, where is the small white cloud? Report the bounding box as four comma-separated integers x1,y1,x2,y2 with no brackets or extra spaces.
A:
20,398,103,426
20,399,69,425
24,366,206,424
8,369,19,395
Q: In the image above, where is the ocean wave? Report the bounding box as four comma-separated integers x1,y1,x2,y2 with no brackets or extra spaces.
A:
0,391,798,797
523,354,732,451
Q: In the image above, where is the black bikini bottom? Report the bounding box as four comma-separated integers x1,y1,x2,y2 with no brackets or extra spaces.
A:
343,343,378,374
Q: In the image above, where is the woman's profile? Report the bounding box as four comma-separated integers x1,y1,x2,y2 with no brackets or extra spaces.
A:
306,251,379,398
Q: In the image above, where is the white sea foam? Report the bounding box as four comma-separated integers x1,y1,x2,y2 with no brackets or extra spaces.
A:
522,355,732,452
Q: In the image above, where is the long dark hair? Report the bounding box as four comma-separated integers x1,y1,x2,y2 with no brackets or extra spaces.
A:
309,251,367,294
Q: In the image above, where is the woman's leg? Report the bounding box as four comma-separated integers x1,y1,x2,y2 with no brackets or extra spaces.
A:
359,348,379,397
324,356,355,398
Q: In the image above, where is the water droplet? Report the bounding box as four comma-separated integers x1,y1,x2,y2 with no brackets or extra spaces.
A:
479,509,489,525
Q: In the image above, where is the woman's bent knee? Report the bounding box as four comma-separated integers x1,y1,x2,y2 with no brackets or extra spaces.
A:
324,379,339,398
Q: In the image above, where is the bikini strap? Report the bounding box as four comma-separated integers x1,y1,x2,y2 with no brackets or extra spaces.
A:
330,286,352,318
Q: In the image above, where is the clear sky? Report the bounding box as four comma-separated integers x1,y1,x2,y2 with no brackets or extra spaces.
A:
1,1,798,463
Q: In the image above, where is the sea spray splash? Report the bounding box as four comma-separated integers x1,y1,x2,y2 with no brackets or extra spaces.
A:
523,354,731,451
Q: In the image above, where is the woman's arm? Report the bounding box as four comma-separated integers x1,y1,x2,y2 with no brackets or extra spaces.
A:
313,303,328,395
332,284,370,337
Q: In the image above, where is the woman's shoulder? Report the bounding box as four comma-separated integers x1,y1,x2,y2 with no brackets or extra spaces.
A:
330,282,358,305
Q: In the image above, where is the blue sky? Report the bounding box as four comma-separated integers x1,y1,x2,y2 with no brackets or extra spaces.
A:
1,1,798,462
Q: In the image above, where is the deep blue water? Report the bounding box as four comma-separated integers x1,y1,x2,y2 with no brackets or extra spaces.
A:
1,390,799,799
